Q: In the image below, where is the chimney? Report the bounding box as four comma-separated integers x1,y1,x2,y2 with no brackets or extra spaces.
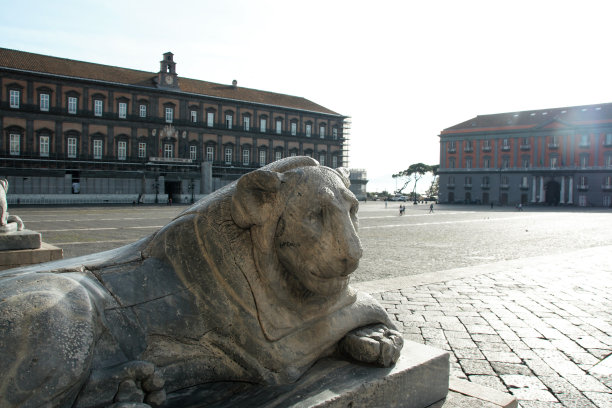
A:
232,79,237,88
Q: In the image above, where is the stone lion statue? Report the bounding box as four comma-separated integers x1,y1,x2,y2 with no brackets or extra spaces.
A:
0,157,402,408
0,179,24,230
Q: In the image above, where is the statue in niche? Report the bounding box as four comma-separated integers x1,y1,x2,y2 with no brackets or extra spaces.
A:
0,157,403,408
0,179,24,231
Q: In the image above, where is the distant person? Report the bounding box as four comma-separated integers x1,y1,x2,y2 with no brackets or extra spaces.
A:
517,203,523,211
429,203,434,213
490,201,494,209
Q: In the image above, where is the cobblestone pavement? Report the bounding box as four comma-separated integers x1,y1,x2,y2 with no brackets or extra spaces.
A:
355,246,612,407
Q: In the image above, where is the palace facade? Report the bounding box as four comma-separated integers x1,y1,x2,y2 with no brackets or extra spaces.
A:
0,48,348,203
438,103,612,207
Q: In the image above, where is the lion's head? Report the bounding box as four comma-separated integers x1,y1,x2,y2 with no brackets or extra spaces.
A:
231,158,362,298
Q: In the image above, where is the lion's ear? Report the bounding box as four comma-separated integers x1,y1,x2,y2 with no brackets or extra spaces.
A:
334,168,351,188
232,170,284,228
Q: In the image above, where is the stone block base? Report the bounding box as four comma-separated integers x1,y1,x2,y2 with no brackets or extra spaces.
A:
0,242,63,270
166,340,450,408
0,229,42,251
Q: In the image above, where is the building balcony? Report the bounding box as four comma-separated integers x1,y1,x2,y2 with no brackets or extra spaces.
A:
464,184,472,189
446,183,455,189
500,184,510,190
464,148,473,153
578,143,591,148
481,146,492,152
480,184,490,189
501,146,511,151
519,184,529,190
577,184,589,191
447,148,456,153
520,144,530,150
548,143,559,149
602,184,612,191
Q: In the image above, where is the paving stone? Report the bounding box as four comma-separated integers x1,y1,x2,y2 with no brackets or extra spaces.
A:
465,325,497,335
447,337,478,349
524,359,558,377
517,401,563,408
467,375,509,393
583,391,612,407
490,361,532,376
460,359,496,376
444,330,471,339
453,348,485,360
562,374,611,393
482,350,522,364
508,388,558,402
475,341,512,352
555,393,598,408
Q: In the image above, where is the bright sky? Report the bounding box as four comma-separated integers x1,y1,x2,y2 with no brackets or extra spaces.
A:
2,0,612,193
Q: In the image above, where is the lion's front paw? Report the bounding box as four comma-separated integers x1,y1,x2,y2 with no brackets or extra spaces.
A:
76,361,166,408
339,324,403,367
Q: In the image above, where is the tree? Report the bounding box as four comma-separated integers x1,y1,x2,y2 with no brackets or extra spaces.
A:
391,172,412,195
425,164,440,199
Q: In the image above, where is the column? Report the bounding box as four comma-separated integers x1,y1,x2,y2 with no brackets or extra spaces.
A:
531,176,537,202
539,177,545,203
559,176,565,204
568,177,573,204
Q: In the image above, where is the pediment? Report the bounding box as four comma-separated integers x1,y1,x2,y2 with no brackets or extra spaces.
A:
537,118,572,129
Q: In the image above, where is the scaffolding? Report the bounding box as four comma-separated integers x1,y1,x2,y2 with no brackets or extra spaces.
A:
342,117,351,168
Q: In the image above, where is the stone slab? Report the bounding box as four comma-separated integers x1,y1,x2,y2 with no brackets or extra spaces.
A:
446,378,517,408
0,229,41,250
165,340,450,408
0,242,63,270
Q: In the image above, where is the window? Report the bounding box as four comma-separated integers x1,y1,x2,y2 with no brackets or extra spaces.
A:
522,158,530,168
206,146,215,161
67,137,77,158
448,176,455,186
9,90,19,108
464,140,473,152
138,142,147,158
118,102,127,119
260,118,267,133
606,133,612,146
501,175,509,186
259,150,266,165
448,141,456,152
207,112,215,127
580,154,589,169
449,157,455,168
191,110,198,123
276,120,282,135
579,176,588,188
464,176,472,187
580,134,590,147
603,176,612,188
40,93,50,112
242,148,250,165
483,158,490,168
502,158,510,169
93,140,103,159
291,122,297,136
275,151,282,162
68,96,78,114
118,141,127,160
482,176,490,186
606,154,612,168
164,144,173,158
319,153,325,166
521,176,529,188
226,114,233,129
333,127,338,140
502,138,510,150
482,139,491,150
94,100,103,117
165,107,173,123
550,157,558,168
465,157,472,169
9,134,20,155
39,135,50,157
604,195,611,207
225,147,232,164
305,123,312,137
290,151,297,157
332,155,338,168
243,116,250,131
139,104,147,118
190,145,197,160
549,135,559,148
319,125,325,139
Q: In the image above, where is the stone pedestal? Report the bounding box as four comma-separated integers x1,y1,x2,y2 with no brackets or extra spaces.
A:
165,341,450,408
0,228,42,251
0,242,63,270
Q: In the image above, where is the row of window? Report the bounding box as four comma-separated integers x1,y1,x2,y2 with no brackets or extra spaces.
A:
448,175,612,189
447,134,612,153
7,89,340,139
448,154,612,169
5,132,339,165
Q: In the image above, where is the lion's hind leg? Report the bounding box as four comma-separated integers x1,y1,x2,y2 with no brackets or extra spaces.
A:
0,274,98,408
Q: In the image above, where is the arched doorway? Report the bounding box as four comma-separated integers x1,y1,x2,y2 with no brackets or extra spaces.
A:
545,180,561,205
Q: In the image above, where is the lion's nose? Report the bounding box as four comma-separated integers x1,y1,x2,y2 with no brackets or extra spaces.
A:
341,236,362,276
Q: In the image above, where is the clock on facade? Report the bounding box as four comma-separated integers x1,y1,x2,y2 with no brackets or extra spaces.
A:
165,75,174,85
